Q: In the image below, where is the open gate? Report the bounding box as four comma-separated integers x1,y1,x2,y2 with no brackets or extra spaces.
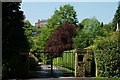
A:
28,50,75,78
28,49,95,78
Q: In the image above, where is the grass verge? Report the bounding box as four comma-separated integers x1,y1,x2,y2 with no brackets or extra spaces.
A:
54,65,74,73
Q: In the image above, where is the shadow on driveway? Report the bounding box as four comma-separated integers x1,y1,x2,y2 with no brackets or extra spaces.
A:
28,64,74,79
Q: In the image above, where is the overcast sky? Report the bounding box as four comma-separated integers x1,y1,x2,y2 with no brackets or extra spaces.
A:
21,2,118,26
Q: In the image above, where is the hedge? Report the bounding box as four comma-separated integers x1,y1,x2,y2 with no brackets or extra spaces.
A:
93,32,120,77
53,50,75,70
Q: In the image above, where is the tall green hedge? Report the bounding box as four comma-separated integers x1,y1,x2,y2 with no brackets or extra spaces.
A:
62,51,75,70
53,57,63,66
94,32,120,77
53,50,75,70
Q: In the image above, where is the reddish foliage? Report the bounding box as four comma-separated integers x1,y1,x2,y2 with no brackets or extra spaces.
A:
45,22,77,57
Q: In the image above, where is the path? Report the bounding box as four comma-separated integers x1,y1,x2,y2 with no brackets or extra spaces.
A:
27,64,74,79
26,77,93,80
26,64,93,80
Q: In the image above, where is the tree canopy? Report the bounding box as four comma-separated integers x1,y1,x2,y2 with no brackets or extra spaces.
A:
24,20,31,27
46,4,78,30
112,3,120,30
2,2,29,78
73,18,104,49
45,22,77,57
2,2,29,58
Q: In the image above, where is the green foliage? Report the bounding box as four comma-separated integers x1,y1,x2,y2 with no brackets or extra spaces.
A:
24,20,31,27
73,18,104,49
53,50,75,70
103,23,114,32
24,20,46,54
2,2,29,78
23,25,35,49
73,30,94,48
112,4,120,31
93,32,120,77
29,53,39,70
82,18,101,36
53,57,63,66
24,24,52,65
3,2,29,56
62,51,75,70
46,4,78,30
40,53,47,64
24,20,51,64
36,27,51,50
31,27,50,52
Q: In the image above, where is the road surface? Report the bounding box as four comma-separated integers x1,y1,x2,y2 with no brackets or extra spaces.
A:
28,64,74,78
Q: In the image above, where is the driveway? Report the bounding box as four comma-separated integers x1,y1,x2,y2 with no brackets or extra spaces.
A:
27,64,74,78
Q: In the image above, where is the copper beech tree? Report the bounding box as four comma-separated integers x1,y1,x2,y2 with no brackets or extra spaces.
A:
45,22,77,57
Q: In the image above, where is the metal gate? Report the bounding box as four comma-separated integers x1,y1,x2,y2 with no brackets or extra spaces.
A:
28,49,95,78
28,50,75,78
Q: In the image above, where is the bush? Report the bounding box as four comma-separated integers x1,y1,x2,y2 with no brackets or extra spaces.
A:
93,32,120,77
2,53,29,78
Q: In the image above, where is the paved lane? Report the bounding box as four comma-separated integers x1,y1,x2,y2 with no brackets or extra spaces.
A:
28,64,74,78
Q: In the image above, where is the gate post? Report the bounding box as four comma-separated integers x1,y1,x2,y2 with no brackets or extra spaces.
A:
75,52,77,77
51,53,53,77
74,49,85,77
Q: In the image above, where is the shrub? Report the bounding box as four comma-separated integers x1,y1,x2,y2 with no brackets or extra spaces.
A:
93,32,120,77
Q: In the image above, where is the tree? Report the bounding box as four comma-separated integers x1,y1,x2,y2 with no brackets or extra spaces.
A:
2,2,29,78
3,2,29,56
82,18,101,36
112,3,120,31
24,24,51,63
43,4,78,58
24,20,32,27
103,23,114,32
73,18,104,49
46,4,78,30
45,22,77,57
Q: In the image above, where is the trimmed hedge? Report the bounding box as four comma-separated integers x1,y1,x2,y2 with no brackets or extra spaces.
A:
53,50,75,70
62,51,75,70
93,32,120,77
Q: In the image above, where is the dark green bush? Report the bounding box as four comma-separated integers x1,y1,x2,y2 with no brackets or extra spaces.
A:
2,54,29,78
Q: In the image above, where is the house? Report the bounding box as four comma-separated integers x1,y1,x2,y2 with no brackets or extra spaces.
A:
35,19,47,28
